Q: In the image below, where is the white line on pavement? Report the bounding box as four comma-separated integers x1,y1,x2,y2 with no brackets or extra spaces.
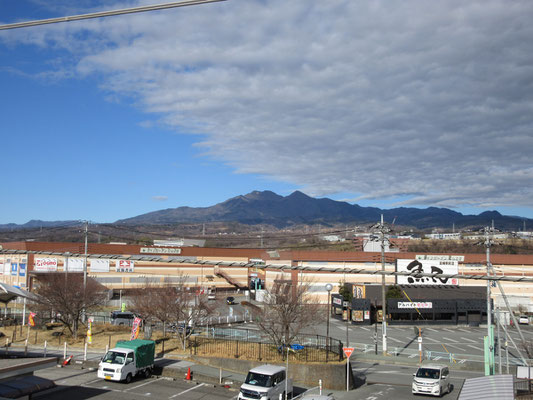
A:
442,337,459,343
427,328,439,332
125,378,159,392
169,383,206,398
424,337,441,343
467,344,483,351
388,337,402,343
461,337,477,343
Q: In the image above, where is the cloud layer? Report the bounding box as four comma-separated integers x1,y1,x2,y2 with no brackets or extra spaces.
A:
4,0,533,210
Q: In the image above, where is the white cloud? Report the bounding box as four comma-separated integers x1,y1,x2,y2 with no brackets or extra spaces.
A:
4,0,533,210
152,196,168,202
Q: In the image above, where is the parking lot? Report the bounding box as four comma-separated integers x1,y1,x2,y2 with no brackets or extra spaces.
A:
34,367,239,400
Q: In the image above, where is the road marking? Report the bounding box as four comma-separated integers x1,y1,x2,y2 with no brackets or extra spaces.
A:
444,328,455,333
461,337,477,343
169,383,206,398
458,328,471,333
409,354,418,358
459,359,466,364
468,344,483,351
360,327,370,331
424,337,441,343
125,378,159,392
442,337,459,343
388,337,402,343
427,328,439,332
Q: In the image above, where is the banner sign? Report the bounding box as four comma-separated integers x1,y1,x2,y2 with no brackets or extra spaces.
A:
90,259,110,273
130,317,142,340
19,263,26,277
397,259,459,286
34,258,58,272
398,302,433,309
116,260,134,273
353,285,365,299
11,263,18,276
87,318,93,344
67,258,84,272
28,312,36,327
4,261,10,275
333,297,343,306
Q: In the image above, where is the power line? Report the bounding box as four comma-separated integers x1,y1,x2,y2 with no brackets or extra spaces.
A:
0,0,226,31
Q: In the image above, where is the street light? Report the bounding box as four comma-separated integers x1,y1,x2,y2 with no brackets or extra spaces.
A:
325,283,333,360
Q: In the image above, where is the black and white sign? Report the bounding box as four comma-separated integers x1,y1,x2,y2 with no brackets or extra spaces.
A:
397,259,459,286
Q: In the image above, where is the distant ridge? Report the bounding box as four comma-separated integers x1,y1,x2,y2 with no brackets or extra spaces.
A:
114,190,533,230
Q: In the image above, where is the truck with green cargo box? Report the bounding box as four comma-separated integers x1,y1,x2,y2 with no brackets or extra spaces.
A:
97,339,155,383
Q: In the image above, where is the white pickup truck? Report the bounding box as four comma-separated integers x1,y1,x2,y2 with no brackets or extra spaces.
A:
239,365,293,400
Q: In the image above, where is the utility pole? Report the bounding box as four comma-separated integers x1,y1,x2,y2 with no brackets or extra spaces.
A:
484,223,494,375
83,221,89,290
371,214,391,355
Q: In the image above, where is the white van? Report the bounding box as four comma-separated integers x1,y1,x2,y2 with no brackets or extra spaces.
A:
239,365,293,400
412,365,450,397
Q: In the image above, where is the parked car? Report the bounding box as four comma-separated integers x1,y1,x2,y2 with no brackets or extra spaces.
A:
412,365,450,397
519,315,529,324
239,364,293,400
110,311,135,326
226,296,236,305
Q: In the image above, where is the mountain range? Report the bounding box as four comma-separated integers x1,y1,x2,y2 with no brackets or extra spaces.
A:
1,191,531,232
114,190,531,231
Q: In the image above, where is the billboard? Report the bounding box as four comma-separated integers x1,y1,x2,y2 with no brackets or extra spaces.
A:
67,258,85,272
34,258,58,272
397,259,459,286
91,259,110,273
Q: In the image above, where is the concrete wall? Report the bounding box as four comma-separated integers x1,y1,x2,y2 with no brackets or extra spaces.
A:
191,356,357,391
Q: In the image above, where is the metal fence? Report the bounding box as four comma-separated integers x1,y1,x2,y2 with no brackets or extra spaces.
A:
189,327,344,362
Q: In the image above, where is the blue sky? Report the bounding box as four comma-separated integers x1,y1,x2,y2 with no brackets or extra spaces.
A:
1,0,533,224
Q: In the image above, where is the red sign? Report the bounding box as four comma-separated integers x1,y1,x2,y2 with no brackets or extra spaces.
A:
343,347,354,358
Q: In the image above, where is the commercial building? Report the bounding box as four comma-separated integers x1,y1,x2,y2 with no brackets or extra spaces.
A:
1,241,533,324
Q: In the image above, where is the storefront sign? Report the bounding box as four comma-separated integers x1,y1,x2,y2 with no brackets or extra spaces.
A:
116,260,134,273
397,259,459,286
398,301,433,309
140,247,182,254
333,297,343,306
19,263,26,277
11,263,18,276
353,285,365,299
416,255,464,261
364,311,370,320
34,258,58,272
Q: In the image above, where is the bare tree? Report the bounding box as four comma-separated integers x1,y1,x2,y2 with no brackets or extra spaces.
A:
32,273,108,338
255,275,322,348
130,275,213,349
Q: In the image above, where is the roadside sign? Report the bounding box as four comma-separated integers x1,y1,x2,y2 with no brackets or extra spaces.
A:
343,347,354,358
418,337,422,343
290,344,304,351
